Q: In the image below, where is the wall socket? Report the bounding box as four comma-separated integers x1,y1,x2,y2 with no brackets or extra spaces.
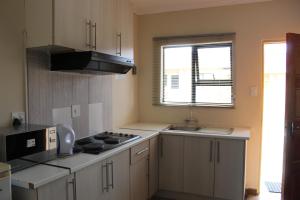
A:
11,112,25,124
71,105,80,118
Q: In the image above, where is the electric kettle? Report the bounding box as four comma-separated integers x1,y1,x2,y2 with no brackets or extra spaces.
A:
56,124,75,155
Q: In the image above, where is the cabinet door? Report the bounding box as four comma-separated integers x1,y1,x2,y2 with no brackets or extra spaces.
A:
108,150,130,200
0,176,11,200
116,0,134,60
149,137,159,198
214,139,246,200
98,0,118,55
37,174,75,200
159,135,184,192
130,157,149,200
54,0,90,50
184,137,214,198
76,161,109,200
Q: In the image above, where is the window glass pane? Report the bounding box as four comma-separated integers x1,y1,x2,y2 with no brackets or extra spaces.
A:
197,46,231,80
195,86,232,104
163,47,192,103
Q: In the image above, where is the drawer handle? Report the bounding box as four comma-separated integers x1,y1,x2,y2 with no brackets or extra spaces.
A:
136,147,149,156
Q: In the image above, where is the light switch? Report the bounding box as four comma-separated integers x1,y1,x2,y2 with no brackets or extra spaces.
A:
249,86,258,97
71,105,81,118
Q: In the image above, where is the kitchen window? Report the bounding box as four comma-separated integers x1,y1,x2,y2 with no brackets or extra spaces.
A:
153,33,235,107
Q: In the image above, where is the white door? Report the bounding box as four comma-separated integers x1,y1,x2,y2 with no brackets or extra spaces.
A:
184,136,214,198
76,161,109,200
116,0,134,59
37,174,75,200
159,135,184,192
108,150,130,200
98,0,118,55
149,136,159,198
54,0,91,50
130,157,149,200
214,139,246,200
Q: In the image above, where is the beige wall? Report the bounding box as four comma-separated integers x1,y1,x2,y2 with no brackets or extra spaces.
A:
137,0,300,190
112,14,139,128
0,0,25,127
0,1,139,129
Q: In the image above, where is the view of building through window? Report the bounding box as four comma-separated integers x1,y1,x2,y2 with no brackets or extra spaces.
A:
162,43,233,106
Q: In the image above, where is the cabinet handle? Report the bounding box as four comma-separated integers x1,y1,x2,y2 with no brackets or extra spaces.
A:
107,161,114,189
116,33,122,56
68,177,77,200
0,188,2,192
209,140,213,162
86,20,92,48
136,147,149,156
92,23,97,50
101,164,108,192
217,141,220,163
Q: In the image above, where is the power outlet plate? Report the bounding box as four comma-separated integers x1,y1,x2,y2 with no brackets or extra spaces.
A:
11,112,25,124
71,105,80,118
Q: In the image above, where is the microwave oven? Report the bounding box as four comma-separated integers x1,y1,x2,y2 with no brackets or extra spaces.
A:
0,124,57,172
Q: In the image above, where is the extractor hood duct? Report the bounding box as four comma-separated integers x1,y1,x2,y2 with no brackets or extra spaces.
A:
51,51,134,75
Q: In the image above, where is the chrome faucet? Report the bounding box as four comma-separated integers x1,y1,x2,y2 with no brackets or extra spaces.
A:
184,105,198,126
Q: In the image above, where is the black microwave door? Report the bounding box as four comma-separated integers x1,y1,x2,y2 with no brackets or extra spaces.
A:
6,130,47,161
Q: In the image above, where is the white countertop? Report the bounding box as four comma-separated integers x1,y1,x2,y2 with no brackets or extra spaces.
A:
11,164,69,189
11,123,250,189
45,129,159,173
120,122,170,131
161,128,250,140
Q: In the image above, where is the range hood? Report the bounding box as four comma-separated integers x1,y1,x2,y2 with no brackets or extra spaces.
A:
51,51,134,75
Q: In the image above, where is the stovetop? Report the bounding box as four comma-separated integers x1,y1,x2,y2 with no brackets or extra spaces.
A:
74,131,141,154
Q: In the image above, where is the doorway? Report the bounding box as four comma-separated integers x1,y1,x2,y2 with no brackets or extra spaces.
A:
260,42,286,199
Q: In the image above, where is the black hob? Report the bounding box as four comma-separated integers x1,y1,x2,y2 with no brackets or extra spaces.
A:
75,131,141,154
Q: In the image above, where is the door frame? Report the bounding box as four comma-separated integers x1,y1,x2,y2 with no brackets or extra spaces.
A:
259,39,286,194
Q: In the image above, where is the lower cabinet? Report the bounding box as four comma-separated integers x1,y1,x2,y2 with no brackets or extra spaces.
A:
183,137,214,197
158,135,246,200
214,139,246,200
76,150,130,200
12,150,130,200
149,136,159,199
158,135,184,192
130,140,149,200
12,174,76,200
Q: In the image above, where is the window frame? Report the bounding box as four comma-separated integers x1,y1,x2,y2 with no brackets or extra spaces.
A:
153,33,236,108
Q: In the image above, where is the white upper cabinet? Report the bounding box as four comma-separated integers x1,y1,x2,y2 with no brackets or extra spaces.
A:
25,0,134,60
54,0,91,51
25,0,91,50
116,0,134,60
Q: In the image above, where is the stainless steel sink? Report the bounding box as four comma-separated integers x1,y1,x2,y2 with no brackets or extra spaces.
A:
168,126,233,135
197,128,233,135
168,126,200,131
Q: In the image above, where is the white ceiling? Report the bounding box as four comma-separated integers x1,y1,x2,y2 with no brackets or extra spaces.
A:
130,0,272,15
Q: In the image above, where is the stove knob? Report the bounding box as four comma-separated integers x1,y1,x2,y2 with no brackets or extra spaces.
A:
109,132,113,135
119,133,123,136
124,134,129,137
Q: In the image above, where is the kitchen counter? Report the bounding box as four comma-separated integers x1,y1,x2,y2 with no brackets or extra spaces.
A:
12,128,160,189
11,164,69,189
11,123,250,189
161,128,250,140
45,129,159,173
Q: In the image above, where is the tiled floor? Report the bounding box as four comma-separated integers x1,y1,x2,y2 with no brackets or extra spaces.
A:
247,186,281,200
